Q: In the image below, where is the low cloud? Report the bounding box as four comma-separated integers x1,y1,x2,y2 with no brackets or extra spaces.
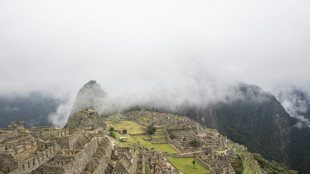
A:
48,98,74,128
275,86,310,128
1,0,310,127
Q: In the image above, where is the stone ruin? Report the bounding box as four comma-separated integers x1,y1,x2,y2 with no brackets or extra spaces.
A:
7,121,26,131
0,107,113,174
0,107,266,174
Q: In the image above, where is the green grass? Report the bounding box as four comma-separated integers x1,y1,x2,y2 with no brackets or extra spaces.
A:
131,135,178,153
107,119,178,153
167,157,211,174
114,132,178,153
145,162,150,174
152,141,168,144
107,121,145,134
151,135,166,138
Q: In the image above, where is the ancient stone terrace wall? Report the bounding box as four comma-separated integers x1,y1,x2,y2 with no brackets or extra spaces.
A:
0,130,18,144
30,127,70,141
130,150,138,174
83,137,112,174
1,135,36,156
43,137,98,174
16,141,60,174
112,156,131,174
195,157,213,173
99,137,112,162
7,121,26,130
0,153,18,174
55,130,84,150
1,141,60,174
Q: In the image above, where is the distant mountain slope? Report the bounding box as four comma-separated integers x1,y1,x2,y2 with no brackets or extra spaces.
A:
0,92,63,128
275,87,310,173
176,84,295,165
288,126,310,173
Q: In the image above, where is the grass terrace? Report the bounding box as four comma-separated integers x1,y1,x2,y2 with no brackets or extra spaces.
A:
167,157,211,174
107,119,178,153
107,121,145,134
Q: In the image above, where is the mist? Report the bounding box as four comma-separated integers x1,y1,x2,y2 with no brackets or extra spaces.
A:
1,0,310,127
275,86,310,128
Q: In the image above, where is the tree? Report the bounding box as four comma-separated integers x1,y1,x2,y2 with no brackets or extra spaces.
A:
108,127,116,138
146,124,156,135
193,160,196,169
188,139,200,148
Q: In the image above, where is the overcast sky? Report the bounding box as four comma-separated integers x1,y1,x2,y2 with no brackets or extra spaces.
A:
1,0,310,101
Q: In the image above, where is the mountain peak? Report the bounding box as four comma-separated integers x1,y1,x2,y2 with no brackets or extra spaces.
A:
84,80,100,87
70,80,108,116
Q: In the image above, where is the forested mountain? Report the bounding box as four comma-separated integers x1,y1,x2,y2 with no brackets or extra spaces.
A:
0,92,63,128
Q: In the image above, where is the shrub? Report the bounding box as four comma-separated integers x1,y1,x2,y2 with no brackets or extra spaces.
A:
146,124,156,135
188,139,200,148
108,127,116,138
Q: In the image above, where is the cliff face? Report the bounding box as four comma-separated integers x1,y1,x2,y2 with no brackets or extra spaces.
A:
275,88,310,173
70,80,109,116
177,84,295,165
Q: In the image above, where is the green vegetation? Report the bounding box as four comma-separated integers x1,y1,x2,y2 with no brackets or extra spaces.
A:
167,157,211,174
107,121,144,134
113,132,177,153
230,155,243,174
107,118,178,153
227,141,271,174
146,124,156,135
124,105,142,113
17,130,28,135
108,127,115,138
252,153,297,174
145,162,150,174
131,135,177,153
188,139,200,148
168,130,175,139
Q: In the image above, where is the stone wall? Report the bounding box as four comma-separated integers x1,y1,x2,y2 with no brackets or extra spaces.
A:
130,150,139,174
195,157,213,173
84,137,112,174
166,153,194,158
163,129,172,143
55,130,84,149
6,142,60,174
0,153,18,173
51,137,98,174
162,154,180,174
0,131,18,144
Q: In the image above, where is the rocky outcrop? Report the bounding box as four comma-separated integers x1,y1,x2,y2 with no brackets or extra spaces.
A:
65,106,107,131
70,80,109,116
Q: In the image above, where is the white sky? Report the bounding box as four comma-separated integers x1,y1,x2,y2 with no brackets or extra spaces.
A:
1,0,310,100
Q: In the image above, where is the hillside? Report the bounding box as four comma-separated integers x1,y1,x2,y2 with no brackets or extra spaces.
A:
176,84,294,164
67,80,308,173
170,84,310,173
1,106,296,174
105,109,298,174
